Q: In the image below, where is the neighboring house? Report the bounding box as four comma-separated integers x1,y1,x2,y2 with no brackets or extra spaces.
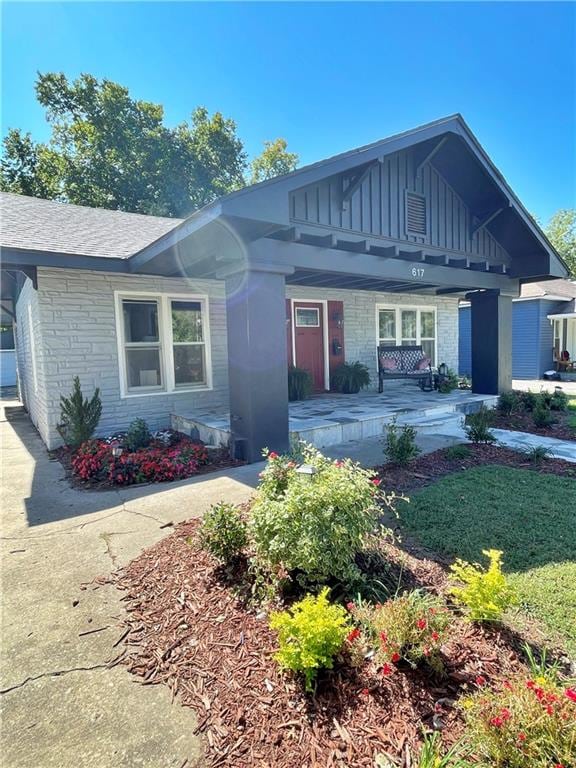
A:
0,300,17,387
0,114,567,461
459,279,576,379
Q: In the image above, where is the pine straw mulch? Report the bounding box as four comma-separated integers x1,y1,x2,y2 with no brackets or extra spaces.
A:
112,519,527,768
374,443,576,496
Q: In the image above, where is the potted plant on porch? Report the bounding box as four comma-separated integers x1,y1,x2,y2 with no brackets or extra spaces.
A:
332,361,371,394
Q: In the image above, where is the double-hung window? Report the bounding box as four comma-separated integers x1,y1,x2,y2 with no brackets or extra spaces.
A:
377,306,437,364
117,293,211,396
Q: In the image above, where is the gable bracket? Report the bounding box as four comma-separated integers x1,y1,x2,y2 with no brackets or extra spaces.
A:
469,206,507,239
414,136,449,178
340,159,381,211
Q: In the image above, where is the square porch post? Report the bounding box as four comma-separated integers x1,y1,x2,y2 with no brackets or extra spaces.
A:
470,290,513,394
225,265,291,463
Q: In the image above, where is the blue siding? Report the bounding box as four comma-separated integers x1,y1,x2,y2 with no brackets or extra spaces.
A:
459,299,565,380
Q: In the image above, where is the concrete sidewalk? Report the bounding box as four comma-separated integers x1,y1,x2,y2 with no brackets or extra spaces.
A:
0,398,260,768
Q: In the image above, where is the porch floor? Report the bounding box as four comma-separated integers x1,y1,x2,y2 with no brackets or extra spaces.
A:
172,381,498,451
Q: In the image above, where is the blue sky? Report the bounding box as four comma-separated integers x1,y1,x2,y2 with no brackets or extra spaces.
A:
2,1,575,221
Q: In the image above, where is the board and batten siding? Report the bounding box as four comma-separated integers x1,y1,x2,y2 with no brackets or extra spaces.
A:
459,299,563,380
286,285,459,387
289,149,510,266
21,267,230,449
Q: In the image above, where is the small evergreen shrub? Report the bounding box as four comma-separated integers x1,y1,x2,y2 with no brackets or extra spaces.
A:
539,389,569,412
460,672,576,768
519,390,539,412
532,403,556,428
125,418,152,451
383,418,421,466
269,588,349,691
331,361,370,394
464,406,496,444
57,376,102,448
437,367,459,394
251,446,384,586
444,444,472,461
288,365,313,401
450,549,517,622
200,502,248,564
350,590,451,671
497,391,521,416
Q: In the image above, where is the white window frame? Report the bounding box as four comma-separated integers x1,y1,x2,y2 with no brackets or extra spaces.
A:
375,304,438,366
114,291,212,398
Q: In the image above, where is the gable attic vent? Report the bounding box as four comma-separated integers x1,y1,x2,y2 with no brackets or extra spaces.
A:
405,192,427,236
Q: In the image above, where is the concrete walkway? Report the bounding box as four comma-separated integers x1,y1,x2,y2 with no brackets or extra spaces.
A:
0,397,261,768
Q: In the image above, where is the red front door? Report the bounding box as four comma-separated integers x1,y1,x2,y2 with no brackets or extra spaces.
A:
293,302,325,392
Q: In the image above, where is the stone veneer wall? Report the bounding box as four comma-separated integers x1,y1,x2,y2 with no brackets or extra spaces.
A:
18,267,230,449
286,285,459,389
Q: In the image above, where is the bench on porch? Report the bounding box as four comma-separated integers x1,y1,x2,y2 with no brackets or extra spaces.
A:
377,344,433,393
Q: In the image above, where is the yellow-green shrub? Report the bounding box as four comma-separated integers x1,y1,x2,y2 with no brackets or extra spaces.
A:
460,673,576,768
269,588,350,691
450,549,517,622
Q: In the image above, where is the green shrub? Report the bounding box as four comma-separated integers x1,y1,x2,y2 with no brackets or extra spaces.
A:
258,449,298,499
288,365,313,401
540,389,569,412
350,590,451,671
269,588,349,691
57,376,102,448
523,445,552,464
437,367,459,394
532,403,556,428
519,390,539,411
251,446,383,586
450,549,517,622
331,361,370,394
464,406,496,444
497,391,521,416
444,444,472,461
200,502,248,564
460,671,576,768
125,418,152,451
383,418,421,466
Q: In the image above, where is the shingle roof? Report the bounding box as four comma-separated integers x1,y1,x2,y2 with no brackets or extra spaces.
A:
520,279,576,300
0,192,183,259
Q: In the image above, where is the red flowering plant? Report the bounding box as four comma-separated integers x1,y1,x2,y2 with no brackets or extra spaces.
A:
71,433,209,486
460,672,576,768
348,590,451,673
258,448,299,499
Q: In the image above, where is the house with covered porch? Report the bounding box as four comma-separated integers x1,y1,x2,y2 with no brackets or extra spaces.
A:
0,115,567,462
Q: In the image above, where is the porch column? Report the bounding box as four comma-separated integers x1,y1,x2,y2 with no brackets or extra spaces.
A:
225,265,291,463
470,290,512,394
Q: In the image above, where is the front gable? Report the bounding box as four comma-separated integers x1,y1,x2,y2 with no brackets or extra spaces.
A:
288,145,511,267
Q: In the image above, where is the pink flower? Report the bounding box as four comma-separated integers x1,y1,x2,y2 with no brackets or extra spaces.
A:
416,618,427,630
346,602,355,612
490,716,503,728
371,478,381,486
360,688,369,696
475,675,486,687
381,663,393,676
517,732,526,742
268,451,279,460
431,631,439,642
565,687,576,702
391,652,400,663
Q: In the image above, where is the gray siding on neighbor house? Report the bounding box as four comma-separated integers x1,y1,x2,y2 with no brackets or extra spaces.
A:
286,285,459,386
23,268,230,449
289,148,511,265
459,299,562,380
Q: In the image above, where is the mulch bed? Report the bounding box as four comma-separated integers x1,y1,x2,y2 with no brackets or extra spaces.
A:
113,519,527,768
52,445,244,492
375,443,576,495
490,410,576,442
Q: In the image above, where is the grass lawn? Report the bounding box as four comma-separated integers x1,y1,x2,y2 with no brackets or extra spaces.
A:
398,465,576,655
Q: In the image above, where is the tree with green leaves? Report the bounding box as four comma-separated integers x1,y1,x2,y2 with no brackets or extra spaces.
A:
1,73,298,217
544,209,576,277
250,138,299,183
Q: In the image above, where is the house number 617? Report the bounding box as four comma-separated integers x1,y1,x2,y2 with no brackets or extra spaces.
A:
411,266,425,278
